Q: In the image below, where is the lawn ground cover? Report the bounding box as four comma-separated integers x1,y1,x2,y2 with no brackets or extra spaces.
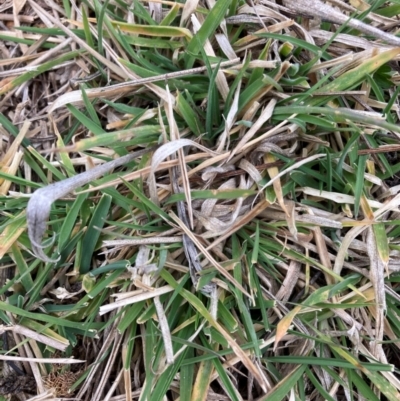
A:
1,0,400,400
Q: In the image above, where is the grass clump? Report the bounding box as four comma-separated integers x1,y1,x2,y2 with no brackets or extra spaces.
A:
1,0,400,400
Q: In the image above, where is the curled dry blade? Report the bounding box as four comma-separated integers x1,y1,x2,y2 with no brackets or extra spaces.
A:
26,146,159,262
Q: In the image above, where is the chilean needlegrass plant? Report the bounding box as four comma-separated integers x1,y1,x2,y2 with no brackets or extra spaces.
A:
1,0,400,400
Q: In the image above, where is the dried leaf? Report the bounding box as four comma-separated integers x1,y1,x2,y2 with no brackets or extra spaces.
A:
148,139,218,205
27,147,158,262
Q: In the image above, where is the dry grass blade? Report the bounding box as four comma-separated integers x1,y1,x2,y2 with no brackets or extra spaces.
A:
165,84,193,228
102,237,182,247
228,98,276,161
27,0,128,78
0,325,68,352
99,285,174,315
284,0,400,46
49,58,240,111
366,227,386,361
265,152,288,216
191,14,229,101
148,139,218,205
0,355,84,364
275,261,301,303
260,154,326,192
153,296,174,366
26,146,158,262
75,153,211,194
217,77,241,152
205,199,271,252
170,209,239,295
334,193,400,275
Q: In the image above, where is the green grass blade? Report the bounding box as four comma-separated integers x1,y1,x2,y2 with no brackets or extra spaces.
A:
80,193,112,273
258,364,307,401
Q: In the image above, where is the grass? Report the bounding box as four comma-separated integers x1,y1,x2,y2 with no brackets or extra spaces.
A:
1,0,400,400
